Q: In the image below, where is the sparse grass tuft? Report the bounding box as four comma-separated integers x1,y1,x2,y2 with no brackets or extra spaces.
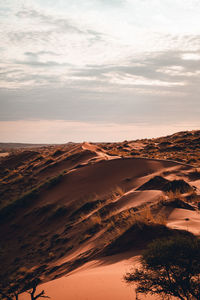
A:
186,190,199,202
0,188,39,223
0,172,65,223
101,204,167,249
163,179,193,194
69,199,104,222
165,190,183,200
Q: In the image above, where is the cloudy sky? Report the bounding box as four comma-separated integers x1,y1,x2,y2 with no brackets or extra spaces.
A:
0,0,200,143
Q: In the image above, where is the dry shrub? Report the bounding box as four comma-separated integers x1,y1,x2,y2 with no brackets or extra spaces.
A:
153,212,167,225
89,215,102,225
165,190,183,200
137,205,155,223
186,191,200,209
132,206,166,226
158,194,167,204
103,205,167,247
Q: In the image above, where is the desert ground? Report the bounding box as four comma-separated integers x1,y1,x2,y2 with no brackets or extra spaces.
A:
0,130,200,299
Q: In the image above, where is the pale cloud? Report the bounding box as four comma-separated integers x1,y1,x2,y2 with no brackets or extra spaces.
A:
182,53,200,61
0,0,200,141
1,49,200,90
104,72,185,87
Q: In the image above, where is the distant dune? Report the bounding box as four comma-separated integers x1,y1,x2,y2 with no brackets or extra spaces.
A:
0,130,200,299
0,142,50,149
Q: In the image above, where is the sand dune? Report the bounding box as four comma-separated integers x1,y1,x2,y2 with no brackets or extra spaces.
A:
20,254,158,300
37,157,187,208
0,130,200,299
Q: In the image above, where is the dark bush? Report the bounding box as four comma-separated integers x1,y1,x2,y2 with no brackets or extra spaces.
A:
125,235,200,299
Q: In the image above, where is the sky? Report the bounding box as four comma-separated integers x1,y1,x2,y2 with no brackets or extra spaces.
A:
0,0,200,143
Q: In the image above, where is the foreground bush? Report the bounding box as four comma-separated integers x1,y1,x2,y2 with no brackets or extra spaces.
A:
124,235,200,300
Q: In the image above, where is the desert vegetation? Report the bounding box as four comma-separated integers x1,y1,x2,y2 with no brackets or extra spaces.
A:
0,279,49,300
125,235,200,300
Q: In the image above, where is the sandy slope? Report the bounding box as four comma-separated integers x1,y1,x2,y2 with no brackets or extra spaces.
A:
38,157,189,208
20,209,200,300
17,157,199,300
167,208,200,235
20,254,157,300
1,132,200,299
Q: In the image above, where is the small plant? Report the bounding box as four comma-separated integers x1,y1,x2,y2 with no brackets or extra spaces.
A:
26,279,50,299
165,189,183,200
87,214,102,226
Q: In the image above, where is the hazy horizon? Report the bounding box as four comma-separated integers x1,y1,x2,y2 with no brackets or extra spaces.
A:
1,0,200,142
0,120,199,144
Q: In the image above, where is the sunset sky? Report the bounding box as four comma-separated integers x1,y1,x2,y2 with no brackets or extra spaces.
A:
0,0,200,142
